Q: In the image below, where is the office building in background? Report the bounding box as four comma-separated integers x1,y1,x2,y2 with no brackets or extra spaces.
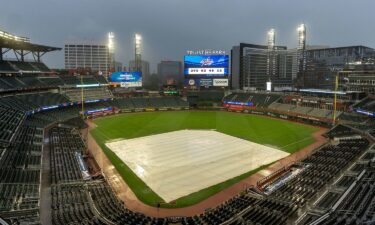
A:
231,43,298,91
114,61,123,72
64,41,111,75
157,61,183,85
129,60,150,82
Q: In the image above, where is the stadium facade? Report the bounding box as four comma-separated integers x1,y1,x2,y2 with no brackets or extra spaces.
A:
64,41,112,75
339,63,375,94
299,45,375,89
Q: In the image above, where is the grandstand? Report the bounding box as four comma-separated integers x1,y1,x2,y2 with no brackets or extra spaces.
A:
0,88,191,224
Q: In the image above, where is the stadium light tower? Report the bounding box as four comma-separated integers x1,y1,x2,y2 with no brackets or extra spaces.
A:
297,24,306,73
267,28,275,50
134,33,142,72
108,32,115,52
267,28,276,83
297,24,306,50
108,32,115,74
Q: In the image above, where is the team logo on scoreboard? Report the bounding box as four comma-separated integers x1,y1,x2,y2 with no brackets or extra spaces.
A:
188,79,195,86
200,57,214,66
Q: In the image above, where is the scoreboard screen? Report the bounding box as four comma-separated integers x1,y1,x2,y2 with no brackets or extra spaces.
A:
184,55,229,88
109,72,142,87
184,55,229,78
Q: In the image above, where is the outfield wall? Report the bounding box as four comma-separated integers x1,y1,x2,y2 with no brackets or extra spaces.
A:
223,106,332,128
87,104,331,129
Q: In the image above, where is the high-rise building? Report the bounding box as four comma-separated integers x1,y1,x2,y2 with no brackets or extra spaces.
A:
64,41,111,75
129,60,150,82
157,61,183,85
230,43,298,91
114,61,123,72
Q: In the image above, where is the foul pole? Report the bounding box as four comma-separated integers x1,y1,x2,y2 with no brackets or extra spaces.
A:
333,73,339,125
81,75,84,116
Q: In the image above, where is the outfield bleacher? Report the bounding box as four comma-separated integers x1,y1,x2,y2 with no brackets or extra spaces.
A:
63,87,113,102
38,76,65,86
16,92,70,107
223,92,347,121
268,101,337,119
223,92,281,107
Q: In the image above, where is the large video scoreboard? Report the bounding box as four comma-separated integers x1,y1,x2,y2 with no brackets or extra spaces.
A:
184,55,229,88
109,72,142,88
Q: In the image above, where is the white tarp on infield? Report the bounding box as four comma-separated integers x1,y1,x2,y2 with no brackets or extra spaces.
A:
106,130,289,202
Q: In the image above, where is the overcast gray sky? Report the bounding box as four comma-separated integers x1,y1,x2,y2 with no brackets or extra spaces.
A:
1,0,374,72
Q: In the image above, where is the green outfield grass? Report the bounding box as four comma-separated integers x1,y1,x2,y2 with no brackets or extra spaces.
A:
90,111,319,208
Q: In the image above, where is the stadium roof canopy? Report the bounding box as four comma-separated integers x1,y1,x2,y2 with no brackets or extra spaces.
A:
0,29,61,62
0,36,61,52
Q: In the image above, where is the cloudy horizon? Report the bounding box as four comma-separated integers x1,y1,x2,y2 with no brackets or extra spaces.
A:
1,0,375,72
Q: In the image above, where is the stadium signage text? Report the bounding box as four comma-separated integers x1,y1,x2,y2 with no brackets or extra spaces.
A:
355,108,375,117
76,84,100,88
223,101,253,106
186,49,226,55
213,79,228,86
84,107,113,115
189,68,225,75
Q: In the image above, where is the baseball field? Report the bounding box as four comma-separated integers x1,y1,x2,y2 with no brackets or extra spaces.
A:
90,111,319,208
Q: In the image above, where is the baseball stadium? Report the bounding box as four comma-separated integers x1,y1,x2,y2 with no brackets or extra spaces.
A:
0,27,375,225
